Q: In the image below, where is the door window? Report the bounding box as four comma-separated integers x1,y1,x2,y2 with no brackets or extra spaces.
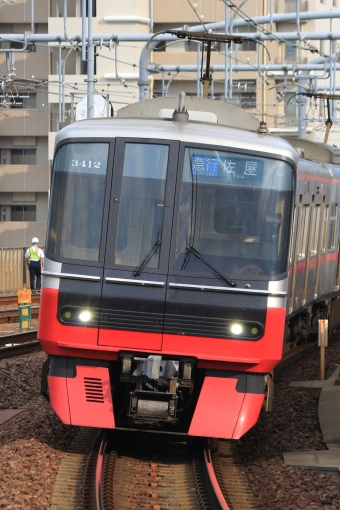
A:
114,143,169,269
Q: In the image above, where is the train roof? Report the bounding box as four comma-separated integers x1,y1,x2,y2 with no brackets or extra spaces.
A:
283,137,340,165
56,117,298,165
117,96,260,130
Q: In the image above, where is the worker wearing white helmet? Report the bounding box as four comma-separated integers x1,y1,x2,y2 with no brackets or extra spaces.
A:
25,237,44,293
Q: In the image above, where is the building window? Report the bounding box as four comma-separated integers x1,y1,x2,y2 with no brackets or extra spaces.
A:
285,43,296,59
10,205,36,221
9,92,37,109
10,149,36,165
285,94,296,116
236,26,257,51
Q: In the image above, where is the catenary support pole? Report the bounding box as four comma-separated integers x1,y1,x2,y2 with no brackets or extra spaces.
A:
87,0,94,118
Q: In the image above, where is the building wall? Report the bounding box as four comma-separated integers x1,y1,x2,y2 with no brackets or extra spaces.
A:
0,0,339,249
0,5,50,248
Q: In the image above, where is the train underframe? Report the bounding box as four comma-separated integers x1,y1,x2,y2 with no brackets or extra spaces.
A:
42,350,267,439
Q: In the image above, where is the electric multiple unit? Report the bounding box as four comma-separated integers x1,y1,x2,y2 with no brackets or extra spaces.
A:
39,96,340,439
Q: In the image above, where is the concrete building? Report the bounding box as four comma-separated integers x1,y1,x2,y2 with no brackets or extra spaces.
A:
0,0,339,248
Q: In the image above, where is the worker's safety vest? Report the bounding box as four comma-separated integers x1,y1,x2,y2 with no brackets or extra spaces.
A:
29,246,41,261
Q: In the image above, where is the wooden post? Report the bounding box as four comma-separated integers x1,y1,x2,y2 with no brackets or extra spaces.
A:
318,319,328,380
264,371,274,412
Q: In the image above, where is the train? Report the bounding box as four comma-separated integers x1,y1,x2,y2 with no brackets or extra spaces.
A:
38,94,340,439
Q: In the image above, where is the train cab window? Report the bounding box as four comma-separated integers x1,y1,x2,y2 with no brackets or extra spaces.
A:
114,143,169,268
46,143,109,261
174,147,294,277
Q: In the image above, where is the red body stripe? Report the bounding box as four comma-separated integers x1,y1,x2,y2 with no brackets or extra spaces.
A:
298,174,340,184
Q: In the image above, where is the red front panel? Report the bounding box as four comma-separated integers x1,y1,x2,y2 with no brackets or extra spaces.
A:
67,366,115,428
47,366,115,428
189,376,244,438
39,287,99,350
164,307,286,373
47,375,71,424
98,328,162,351
232,393,265,439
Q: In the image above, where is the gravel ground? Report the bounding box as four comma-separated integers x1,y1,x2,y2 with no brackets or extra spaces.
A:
239,335,340,510
0,330,340,509
0,319,38,337
0,352,78,510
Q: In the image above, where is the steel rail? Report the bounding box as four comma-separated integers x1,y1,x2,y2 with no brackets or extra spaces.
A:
92,432,255,510
0,295,40,306
95,434,108,510
0,331,40,359
204,447,231,510
0,306,39,324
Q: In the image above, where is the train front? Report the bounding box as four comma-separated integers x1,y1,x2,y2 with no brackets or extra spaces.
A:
39,119,296,438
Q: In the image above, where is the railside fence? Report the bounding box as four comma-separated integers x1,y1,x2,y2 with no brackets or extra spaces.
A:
0,247,44,295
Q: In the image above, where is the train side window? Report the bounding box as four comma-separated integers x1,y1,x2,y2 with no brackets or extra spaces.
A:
321,205,330,253
297,205,310,259
114,143,169,268
311,205,321,256
288,206,297,265
327,204,338,250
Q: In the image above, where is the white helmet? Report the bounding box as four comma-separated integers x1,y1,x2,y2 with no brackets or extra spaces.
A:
32,237,39,244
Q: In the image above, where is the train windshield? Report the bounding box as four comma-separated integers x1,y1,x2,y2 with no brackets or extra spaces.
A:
46,143,109,261
114,143,169,269
175,148,294,277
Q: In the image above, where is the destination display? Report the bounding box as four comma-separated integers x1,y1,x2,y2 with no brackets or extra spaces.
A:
191,154,264,185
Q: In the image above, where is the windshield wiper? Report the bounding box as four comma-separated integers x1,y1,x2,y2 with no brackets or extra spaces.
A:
134,240,161,277
186,246,237,287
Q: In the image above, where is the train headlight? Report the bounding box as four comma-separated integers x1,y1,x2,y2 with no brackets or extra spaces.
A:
230,323,243,335
227,321,263,340
79,311,91,322
62,310,72,320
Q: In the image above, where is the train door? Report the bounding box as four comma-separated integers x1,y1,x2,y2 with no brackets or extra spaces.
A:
289,200,306,312
98,139,179,351
304,202,318,305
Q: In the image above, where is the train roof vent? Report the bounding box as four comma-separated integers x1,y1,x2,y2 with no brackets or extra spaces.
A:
283,137,340,164
158,108,217,123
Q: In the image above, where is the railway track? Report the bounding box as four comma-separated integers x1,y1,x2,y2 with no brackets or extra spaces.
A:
0,330,41,359
0,294,40,306
0,306,39,324
62,431,257,510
